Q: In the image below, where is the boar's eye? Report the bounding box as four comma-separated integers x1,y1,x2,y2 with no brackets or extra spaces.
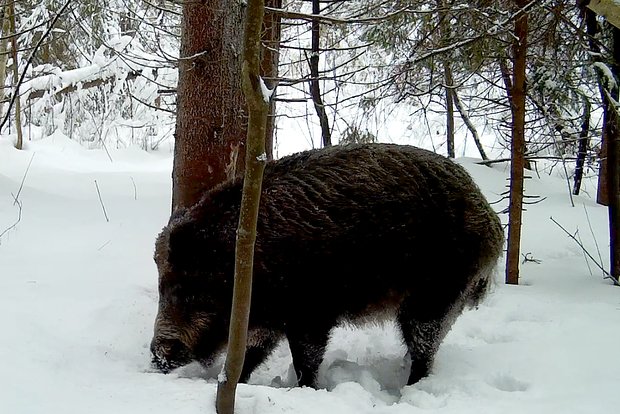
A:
160,283,182,304
183,295,197,304
161,282,205,306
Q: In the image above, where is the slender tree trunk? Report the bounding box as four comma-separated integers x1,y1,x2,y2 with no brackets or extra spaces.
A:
8,0,22,149
172,1,247,211
0,7,11,121
444,66,455,158
573,97,591,195
438,0,455,158
215,0,269,413
505,0,528,285
309,0,331,147
262,0,282,160
452,88,488,160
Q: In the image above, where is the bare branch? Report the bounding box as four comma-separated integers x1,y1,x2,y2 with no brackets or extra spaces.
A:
550,216,620,286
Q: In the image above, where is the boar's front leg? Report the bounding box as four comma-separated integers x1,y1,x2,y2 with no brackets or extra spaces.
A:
397,291,462,385
285,325,331,388
239,329,281,383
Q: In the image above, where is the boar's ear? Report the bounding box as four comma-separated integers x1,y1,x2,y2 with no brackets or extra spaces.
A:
168,207,189,226
167,220,199,270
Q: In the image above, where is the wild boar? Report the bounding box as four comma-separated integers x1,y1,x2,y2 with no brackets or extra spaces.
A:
150,143,504,387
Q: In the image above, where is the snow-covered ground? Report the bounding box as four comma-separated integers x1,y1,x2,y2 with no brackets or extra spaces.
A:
1,134,619,414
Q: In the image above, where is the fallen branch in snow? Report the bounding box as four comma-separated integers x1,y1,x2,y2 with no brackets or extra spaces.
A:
583,204,605,276
550,216,620,287
0,153,34,241
13,153,35,205
0,193,22,242
521,252,542,264
94,180,110,223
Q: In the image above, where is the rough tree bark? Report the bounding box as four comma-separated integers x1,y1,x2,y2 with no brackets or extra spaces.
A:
606,111,620,284
172,1,247,211
605,27,620,283
215,0,269,413
505,0,528,285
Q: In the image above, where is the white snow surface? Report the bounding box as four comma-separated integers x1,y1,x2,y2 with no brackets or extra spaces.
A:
1,136,619,414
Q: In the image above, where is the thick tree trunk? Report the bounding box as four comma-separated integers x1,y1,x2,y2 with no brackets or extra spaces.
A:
598,131,609,205
606,27,620,283
584,0,620,282
172,1,247,211
216,0,269,413
505,0,528,285
606,107,620,283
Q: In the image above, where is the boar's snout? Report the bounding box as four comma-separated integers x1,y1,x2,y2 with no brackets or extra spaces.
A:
150,337,193,373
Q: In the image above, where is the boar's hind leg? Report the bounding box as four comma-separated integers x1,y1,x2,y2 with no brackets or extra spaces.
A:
397,293,461,385
286,326,331,388
239,331,281,383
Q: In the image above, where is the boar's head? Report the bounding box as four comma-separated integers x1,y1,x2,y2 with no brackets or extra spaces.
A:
150,205,237,373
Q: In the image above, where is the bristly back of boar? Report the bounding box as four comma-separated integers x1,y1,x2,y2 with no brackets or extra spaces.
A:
151,143,504,387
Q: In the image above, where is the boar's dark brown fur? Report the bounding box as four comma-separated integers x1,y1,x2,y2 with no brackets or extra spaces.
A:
151,143,504,387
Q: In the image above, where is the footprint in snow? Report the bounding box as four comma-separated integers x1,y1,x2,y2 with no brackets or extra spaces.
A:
487,373,530,392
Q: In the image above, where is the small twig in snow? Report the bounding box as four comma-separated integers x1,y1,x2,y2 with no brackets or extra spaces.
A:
521,252,542,264
94,180,110,222
130,176,137,200
550,216,619,286
97,240,112,251
0,193,23,241
576,230,594,278
583,204,605,278
14,152,35,205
